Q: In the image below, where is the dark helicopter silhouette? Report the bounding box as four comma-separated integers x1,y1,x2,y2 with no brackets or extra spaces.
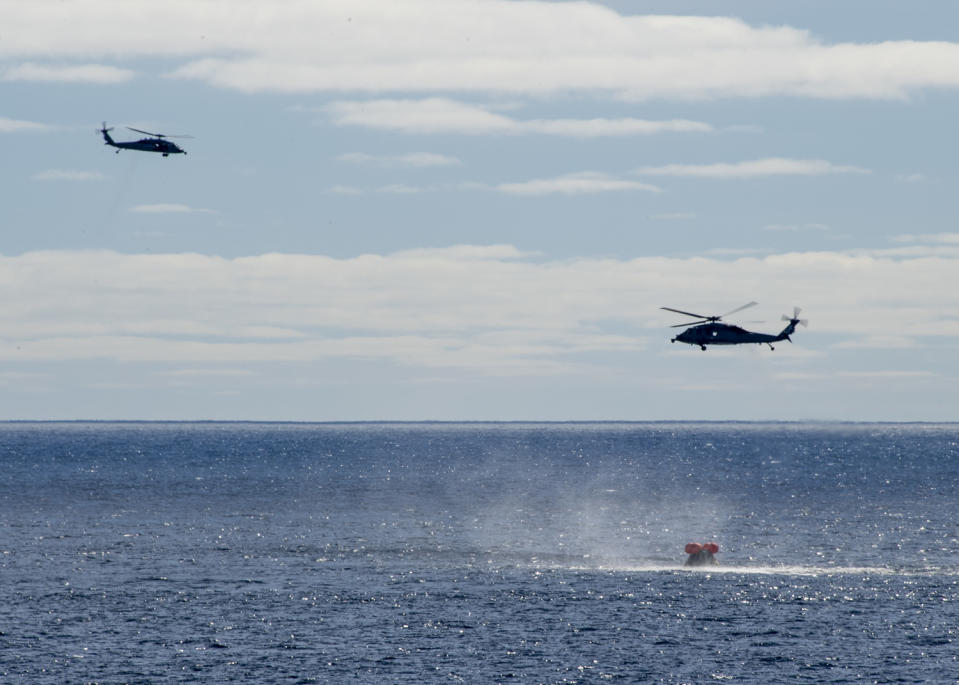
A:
663,302,807,350
99,122,190,156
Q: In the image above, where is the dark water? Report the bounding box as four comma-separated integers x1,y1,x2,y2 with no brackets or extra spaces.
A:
1,422,957,683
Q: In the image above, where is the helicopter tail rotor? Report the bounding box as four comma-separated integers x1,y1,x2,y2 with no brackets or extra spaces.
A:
99,122,116,146
781,306,808,327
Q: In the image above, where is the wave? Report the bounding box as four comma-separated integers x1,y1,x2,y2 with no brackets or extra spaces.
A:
576,561,959,576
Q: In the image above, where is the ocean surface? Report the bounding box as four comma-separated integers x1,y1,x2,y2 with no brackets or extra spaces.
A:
1,422,957,683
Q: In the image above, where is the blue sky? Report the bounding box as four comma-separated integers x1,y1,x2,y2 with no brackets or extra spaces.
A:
2,0,958,420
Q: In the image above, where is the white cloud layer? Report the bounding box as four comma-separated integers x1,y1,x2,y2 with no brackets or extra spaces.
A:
326,99,713,136
338,151,462,167
31,169,105,182
130,204,214,214
0,117,54,133
1,246,957,372
4,1,959,99
635,158,871,178
893,233,959,245
497,172,661,195
762,223,830,233
2,62,134,84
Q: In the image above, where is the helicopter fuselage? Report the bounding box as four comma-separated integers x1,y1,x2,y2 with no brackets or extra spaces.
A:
672,321,797,350
100,126,186,156
106,138,185,156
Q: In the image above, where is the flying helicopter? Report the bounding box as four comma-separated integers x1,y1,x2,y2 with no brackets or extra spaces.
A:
99,122,190,156
662,302,807,350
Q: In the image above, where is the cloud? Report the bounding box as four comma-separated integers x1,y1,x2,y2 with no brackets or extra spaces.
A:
891,233,959,245
327,185,363,195
896,173,926,183
649,212,696,221
532,117,712,136
129,203,215,214
773,372,827,381
326,173,661,196
838,370,936,379
338,151,461,167
325,98,712,136
702,247,773,257
377,184,424,195
2,62,134,84
155,368,258,378
390,245,537,260
762,223,830,232
31,169,105,182
862,235,959,259
850,245,959,259
5,2,959,100
497,172,662,196
635,158,870,178
0,117,54,133
327,99,514,134
1,246,958,374
833,336,921,350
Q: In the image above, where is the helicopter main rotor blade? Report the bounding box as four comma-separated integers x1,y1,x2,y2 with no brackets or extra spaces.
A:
722,301,758,317
661,306,713,320
670,320,711,328
128,126,194,139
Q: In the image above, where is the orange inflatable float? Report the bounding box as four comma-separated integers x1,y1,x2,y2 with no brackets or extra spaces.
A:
684,541,719,567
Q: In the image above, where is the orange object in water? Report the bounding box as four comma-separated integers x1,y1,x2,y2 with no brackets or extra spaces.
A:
685,542,703,554
704,542,719,554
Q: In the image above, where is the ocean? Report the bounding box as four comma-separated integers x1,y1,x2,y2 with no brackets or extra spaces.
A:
1,422,956,683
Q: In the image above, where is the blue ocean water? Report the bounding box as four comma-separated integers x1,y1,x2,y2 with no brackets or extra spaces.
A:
0,422,957,683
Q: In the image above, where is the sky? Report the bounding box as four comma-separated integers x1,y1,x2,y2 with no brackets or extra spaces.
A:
1,0,958,421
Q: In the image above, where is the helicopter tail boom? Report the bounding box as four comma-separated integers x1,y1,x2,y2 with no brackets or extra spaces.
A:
100,122,116,146
776,307,808,342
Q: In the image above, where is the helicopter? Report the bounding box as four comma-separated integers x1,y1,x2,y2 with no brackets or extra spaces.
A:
662,302,807,350
99,122,190,156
